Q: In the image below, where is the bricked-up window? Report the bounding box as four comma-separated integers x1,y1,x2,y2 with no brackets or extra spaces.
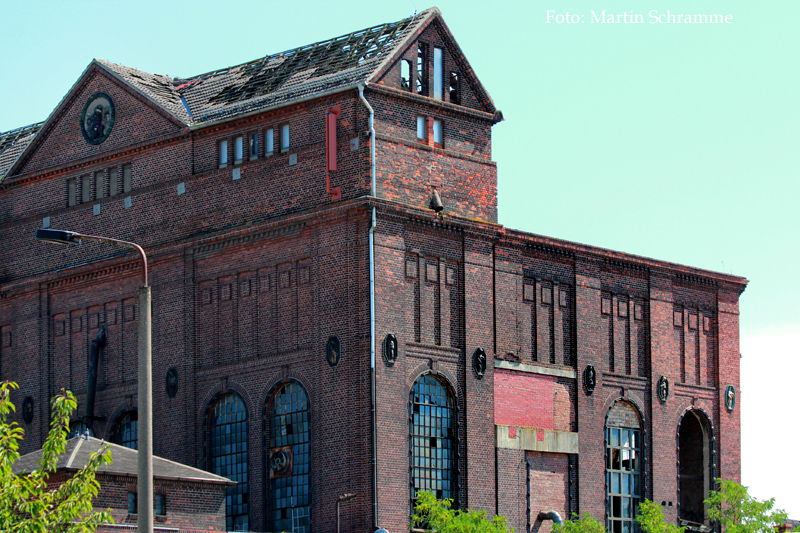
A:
417,116,427,141
433,119,443,147
112,411,138,449
416,42,428,96
410,374,457,507
109,167,118,197
266,128,275,155
280,124,290,152
68,178,77,207
433,47,444,100
401,59,412,91
449,72,460,104
122,164,132,193
234,136,244,164
219,140,229,168
209,393,248,531
269,381,311,533
82,175,92,203
249,133,259,160
606,401,642,533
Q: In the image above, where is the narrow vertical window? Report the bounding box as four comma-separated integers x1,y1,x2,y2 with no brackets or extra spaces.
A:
416,42,428,96
266,128,274,155
433,47,444,100
280,124,290,152
109,167,118,197
449,72,460,104
234,136,243,163
154,494,166,516
401,60,412,91
127,492,137,514
95,171,104,200
209,393,248,532
82,175,92,203
269,381,311,533
68,178,77,207
249,133,259,160
219,140,228,168
410,374,457,507
417,116,427,141
606,401,642,533
112,411,138,449
433,119,443,147
122,164,132,193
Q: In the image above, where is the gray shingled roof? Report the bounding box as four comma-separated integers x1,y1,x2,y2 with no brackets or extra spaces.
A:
0,122,43,181
13,436,235,485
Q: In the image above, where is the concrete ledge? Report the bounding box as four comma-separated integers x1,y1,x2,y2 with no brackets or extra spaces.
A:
496,425,579,454
494,359,576,379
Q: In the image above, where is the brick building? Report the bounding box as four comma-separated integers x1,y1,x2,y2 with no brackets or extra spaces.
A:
0,8,746,533
13,436,233,532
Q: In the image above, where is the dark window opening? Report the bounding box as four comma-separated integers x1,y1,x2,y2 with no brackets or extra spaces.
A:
249,133,259,160
269,381,311,533
416,43,428,96
449,72,460,104
127,492,137,514
679,411,711,528
155,494,166,516
209,393,248,531
410,374,457,511
401,60,412,91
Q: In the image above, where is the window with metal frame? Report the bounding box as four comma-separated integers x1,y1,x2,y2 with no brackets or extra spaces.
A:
606,406,642,533
209,393,248,532
410,374,457,507
268,381,311,533
112,411,138,450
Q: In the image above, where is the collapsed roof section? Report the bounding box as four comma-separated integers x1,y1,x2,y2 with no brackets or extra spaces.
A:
0,123,43,182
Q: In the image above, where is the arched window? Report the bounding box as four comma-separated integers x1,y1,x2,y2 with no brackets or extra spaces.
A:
112,411,138,449
268,381,311,533
606,401,643,533
209,393,248,532
69,420,92,438
410,374,457,507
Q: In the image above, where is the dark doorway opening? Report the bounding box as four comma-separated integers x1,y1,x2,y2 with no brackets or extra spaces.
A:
679,411,710,528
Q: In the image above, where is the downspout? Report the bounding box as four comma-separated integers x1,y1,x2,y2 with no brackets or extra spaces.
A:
358,82,379,530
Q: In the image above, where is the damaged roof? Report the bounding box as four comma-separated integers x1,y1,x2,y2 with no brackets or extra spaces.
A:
2,7,496,182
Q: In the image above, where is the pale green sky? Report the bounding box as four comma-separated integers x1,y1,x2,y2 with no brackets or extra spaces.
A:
2,0,798,517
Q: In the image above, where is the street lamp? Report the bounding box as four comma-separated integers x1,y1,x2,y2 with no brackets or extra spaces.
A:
337,493,357,533
35,228,153,533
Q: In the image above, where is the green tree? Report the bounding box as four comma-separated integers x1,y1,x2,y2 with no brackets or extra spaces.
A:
0,381,113,532
555,512,607,533
705,479,789,533
637,500,685,533
411,490,513,533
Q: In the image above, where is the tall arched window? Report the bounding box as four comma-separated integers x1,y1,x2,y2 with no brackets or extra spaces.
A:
410,374,457,507
112,411,138,449
268,381,311,533
606,401,643,533
678,410,713,528
209,393,248,532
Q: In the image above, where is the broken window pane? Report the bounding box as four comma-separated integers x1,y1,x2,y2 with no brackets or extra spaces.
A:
433,47,443,100
416,43,428,96
401,60,411,91
249,133,258,159
449,72,460,104
433,119,443,145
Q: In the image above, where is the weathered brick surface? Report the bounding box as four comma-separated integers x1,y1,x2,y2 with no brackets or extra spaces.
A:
0,17,746,533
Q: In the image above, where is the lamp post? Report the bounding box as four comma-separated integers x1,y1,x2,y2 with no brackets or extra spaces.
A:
35,229,153,533
337,493,357,533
